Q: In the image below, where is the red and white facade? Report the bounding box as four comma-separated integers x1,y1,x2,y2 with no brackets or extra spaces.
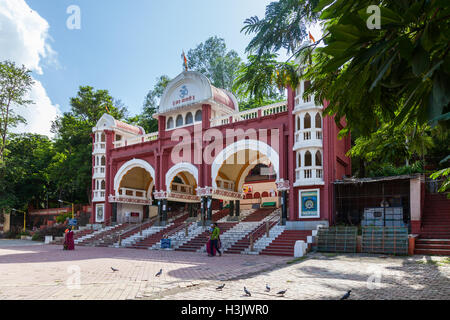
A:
90,70,351,229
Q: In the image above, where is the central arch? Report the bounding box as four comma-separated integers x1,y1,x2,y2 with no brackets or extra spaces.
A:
114,159,156,196
212,139,280,193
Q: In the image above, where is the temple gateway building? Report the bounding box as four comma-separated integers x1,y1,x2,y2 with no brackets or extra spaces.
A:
89,69,353,253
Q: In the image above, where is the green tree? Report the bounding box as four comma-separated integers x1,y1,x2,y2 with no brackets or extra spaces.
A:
0,61,34,163
0,133,57,211
128,75,171,133
238,0,449,185
186,36,242,92
51,86,127,203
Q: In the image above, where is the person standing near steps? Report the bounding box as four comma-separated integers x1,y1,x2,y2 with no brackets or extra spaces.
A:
210,223,222,257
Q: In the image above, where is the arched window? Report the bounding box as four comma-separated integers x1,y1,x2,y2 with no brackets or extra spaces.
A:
315,113,322,129
176,115,183,127
185,112,193,125
101,133,106,142
305,151,312,167
101,156,106,166
245,193,253,199
96,180,99,190
304,113,311,129
101,180,106,190
167,117,174,129
298,153,301,167
195,110,202,122
315,151,322,166
297,116,301,130
262,192,269,198
254,192,261,199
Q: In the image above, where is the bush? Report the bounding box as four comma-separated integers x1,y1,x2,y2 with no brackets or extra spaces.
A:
56,212,71,224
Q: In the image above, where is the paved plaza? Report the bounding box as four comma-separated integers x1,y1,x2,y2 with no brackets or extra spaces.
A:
0,241,449,300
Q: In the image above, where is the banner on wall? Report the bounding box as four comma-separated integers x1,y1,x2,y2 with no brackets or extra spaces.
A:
300,190,319,218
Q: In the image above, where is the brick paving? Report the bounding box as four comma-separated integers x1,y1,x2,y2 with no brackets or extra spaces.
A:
0,242,449,300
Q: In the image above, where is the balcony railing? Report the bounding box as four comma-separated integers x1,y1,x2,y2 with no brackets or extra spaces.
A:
295,167,324,183
216,179,235,192
93,190,106,201
113,132,158,149
210,101,287,127
93,142,106,152
93,166,106,176
171,183,194,195
118,188,147,199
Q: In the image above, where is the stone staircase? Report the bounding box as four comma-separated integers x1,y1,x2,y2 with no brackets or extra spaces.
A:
175,222,236,252
225,220,279,254
197,222,261,253
51,228,96,245
260,230,312,256
241,208,275,222
129,213,189,249
76,223,131,247
243,224,286,255
415,193,450,255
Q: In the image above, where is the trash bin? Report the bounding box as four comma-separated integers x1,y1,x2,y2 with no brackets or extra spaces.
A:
161,238,171,249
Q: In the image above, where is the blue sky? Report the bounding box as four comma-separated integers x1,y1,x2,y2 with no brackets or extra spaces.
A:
26,0,286,117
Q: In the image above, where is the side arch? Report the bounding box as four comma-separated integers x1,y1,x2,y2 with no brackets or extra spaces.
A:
114,159,156,197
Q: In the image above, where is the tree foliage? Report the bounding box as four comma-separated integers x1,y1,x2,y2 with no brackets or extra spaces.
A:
128,75,171,133
0,133,57,211
186,36,242,92
0,61,34,163
51,86,127,203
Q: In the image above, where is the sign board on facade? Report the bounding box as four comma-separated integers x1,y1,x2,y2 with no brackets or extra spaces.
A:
299,189,320,218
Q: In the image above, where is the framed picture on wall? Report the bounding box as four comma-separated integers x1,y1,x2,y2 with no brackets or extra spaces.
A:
96,204,105,223
299,189,320,218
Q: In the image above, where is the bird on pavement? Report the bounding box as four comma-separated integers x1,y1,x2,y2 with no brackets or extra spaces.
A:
265,284,270,292
111,267,119,272
340,290,351,300
216,284,225,291
244,287,251,297
155,269,162,277
277,289,287,296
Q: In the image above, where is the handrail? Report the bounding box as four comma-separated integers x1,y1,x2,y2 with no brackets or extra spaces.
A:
163,221,193,239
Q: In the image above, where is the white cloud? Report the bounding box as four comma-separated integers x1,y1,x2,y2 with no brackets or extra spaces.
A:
0,0,61,137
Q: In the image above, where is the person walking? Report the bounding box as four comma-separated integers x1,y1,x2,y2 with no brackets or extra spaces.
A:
209,223,222,257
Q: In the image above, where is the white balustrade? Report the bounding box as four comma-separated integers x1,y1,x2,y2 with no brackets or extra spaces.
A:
113,132,158,149
295,167,324,183
210,101,287,127
171,183,194,195
118,188,147,199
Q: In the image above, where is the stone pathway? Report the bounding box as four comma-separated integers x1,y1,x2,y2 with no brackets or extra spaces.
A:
0,243,448,300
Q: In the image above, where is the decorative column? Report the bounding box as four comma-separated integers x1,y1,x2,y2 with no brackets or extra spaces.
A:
276,179,290,225
197,186,213,225
154,191,168,226
206,196,213,222
235,200,240,218
229,201,234,217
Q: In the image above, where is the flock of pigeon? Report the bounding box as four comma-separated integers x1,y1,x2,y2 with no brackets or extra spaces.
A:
111,267,352,300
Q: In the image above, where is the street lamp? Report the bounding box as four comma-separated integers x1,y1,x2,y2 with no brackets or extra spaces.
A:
12,209,26,232
58,199,74,229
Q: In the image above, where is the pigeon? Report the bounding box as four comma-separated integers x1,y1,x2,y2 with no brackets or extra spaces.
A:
111,267,119,272
216,284,225,291
277,289,287,296
244,287,251,297
155,269,162,277
340,290,351,300
265,284,270,292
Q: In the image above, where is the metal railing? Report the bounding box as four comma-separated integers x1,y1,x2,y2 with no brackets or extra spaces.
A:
248,213,280,252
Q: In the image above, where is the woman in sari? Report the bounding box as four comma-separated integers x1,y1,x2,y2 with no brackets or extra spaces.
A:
64,228,75,250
